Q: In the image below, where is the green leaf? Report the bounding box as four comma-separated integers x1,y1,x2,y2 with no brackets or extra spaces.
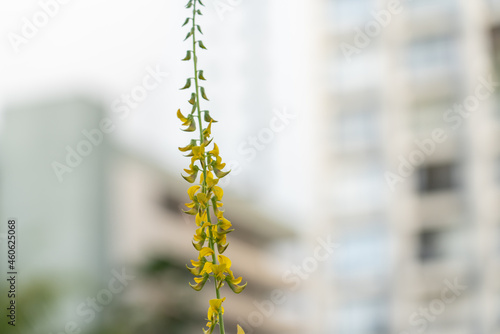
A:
198,70,206,80
188,93,196,105
191,103,197,114
182,17,190,27
182,50,192,61
184,31,193,41
196,9,203,15
197,0,205,6
200,87,209,101
198,41,207,50
180,78,191,90
196,25,203,34
204,111,218,123
186,0,193,8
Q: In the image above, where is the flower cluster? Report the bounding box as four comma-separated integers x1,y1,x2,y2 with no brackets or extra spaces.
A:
177,0,247,333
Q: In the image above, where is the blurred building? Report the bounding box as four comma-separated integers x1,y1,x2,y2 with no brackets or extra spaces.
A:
319,0,500,333
0,95,298,334
109,149,299,334
0,96,110,334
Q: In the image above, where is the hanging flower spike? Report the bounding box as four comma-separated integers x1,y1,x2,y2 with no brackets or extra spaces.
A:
177,0,246,332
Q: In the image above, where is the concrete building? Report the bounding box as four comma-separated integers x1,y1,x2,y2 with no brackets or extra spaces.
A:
315,0,500,333
0,96,110,334
0,94,298,334
109,149,299,334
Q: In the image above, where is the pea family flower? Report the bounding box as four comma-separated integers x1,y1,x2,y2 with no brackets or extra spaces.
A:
178,0,247,333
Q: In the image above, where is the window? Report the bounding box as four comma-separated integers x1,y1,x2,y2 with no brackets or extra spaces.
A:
407,35,458,74
418,229,445,260
336,106,380,151
333,49,382,90
491,1,500,17
328,0,376,31
333,224,390,277
407,0,456,16
418,228,465,261
496,157,500,184
330,162,387,213
412,97,454,135
491,26,500,74
418,163,457,192
490,26,500,117
334,296,390,334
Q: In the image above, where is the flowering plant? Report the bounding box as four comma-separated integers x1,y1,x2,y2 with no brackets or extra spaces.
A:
177,1,247,333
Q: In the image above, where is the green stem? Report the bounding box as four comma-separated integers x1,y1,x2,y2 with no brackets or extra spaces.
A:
191,2,225,334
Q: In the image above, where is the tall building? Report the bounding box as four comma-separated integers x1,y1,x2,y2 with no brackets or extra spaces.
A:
0,96,110,334
318,0,500,333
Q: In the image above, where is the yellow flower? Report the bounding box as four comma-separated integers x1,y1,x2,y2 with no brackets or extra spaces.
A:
211,264,227,280
225,272,247,294
176,109,188,123
186,259,202,275
178,139,197,152
218,255,232,269
206,171,217,187
189,273,209,291
209,143,220,156
192,224,209,250
213,186,223,201
218,215,232,230
199,247,214,259
196,193,208,207
188,185,200,200
237,325,245,334
195,211,208,226
203,120,213,139
200,262,213,275
207,297,225,322
213,155,226,170
212,156,230,178
192,145,205,159
200,171,218,188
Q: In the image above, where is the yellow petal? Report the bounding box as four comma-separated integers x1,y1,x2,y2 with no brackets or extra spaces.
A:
206,171,217,187
209,297,225,311
226,279,247,294
218,217,232,230
229,274,242,285
209,143,220,156
176,109,188,122
195,211,207,225
192,145,205,156
218,255,232,269
203,120,213,138
201,262,213,274
187,185,200,199
199,247,214,258
197,193,208,205
214,156,226,169
213,186,223,201
189,275,209,291
237,325,245,334
190,259,201,267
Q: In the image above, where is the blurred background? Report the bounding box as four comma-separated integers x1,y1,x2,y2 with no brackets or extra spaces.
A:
1,0,500,333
